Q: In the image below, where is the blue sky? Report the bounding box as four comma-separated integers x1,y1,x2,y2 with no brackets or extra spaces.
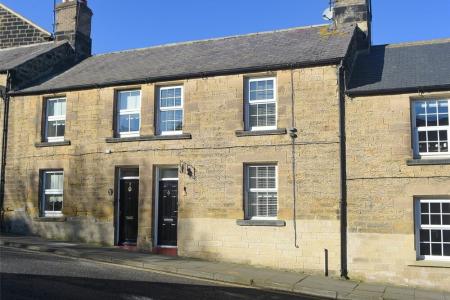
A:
2,0,450,55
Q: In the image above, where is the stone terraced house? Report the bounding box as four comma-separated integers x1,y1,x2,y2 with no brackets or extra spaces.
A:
0,0,449,292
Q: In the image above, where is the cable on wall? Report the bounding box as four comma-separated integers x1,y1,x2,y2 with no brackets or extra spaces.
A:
290,67,299,249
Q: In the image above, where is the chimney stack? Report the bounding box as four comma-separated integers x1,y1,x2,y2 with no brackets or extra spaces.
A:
334,0,372,45
54,0,93,60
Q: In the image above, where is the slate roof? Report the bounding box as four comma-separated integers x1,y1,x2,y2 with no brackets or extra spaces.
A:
0,42,67,72
16,24,356,94
348,39,450,96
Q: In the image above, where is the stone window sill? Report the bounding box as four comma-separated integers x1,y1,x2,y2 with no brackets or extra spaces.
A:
235,128,287,137
408,260,450,269
33,217,67,222
105,133,192,143
236,219,286,227
406,158,450,166
35,140,71,148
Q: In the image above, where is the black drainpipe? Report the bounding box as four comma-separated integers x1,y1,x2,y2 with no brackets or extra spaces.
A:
0,70,11,231
338,62,349,279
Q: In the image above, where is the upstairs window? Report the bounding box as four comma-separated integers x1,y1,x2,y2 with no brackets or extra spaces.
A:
158,86,183,135
117,90,141,137
45,97,66,142
415,199,450,261
41,170,64,217
246,77,277,131
412,99,449,158
245,164,278,219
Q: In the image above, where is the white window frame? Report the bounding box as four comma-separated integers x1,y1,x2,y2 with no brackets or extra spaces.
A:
41,170,64,218
246,77,277,131
415,199,450,261
245,164,278,220
45,97,66,143
412,99,449,159
117,90,141,138
157,86,184,136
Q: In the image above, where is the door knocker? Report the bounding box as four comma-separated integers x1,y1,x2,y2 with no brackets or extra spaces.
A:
166,190,171,196
128,183,133,192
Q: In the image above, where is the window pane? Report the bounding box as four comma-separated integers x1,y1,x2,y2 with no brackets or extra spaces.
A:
56,120,65,137
419,143,427,153
45,173,63,190
438,114,449,126
444,230,450,243
431,214,441,225
421,214,429,225
420,243,430,256
119,91,140,110
427,101,437,114
443,215,450,225
129,114,140,132
444,244,450,256
45,195,63,212
420,229,430,242
428,131,438,141
415,101,426,115
428,142,439,152
47,120,57,137
427,114,438,126
431,230,442,242
119,115,129,132
416,115,426,127
431,243,442,256
443,203,450,213
438,100,448,114
160,168,178,179
430,203,441,213
421,203,429,213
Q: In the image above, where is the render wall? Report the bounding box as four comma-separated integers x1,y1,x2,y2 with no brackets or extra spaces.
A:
3,66,343,274
346,91,450,291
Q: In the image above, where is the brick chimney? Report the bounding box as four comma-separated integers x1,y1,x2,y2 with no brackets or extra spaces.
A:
54,0,92,60
334,0,372,44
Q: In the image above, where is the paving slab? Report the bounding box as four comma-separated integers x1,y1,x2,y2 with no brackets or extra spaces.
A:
354,282,386,293
414,289,446,300
295,275,359,295
259,272,308,292
344,289,383,300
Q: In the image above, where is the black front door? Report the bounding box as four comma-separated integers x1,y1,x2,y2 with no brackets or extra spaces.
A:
158,180,178,246
119,179,139,245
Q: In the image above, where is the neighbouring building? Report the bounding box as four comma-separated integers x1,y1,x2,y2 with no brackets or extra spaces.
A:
1,0,449,292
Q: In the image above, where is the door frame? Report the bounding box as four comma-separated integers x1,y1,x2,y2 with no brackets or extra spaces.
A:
153,166,179,248
114,166,139,246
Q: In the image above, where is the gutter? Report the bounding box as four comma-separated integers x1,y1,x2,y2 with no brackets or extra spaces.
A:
338,61,348,279
10,57,344,96
0,70,11,231
347,84,450,97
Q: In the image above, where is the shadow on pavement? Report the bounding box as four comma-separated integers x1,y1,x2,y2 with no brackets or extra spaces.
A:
0,273,318,300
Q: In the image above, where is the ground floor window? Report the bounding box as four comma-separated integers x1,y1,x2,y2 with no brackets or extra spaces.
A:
245,164,278,219
41,170,64,217
416,199,450,261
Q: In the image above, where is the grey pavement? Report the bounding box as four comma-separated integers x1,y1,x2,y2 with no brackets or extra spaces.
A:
1,234,449,300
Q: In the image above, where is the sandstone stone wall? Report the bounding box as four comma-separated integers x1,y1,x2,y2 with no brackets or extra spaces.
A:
0,4,51,49
3,66,343,274
346,91,450,291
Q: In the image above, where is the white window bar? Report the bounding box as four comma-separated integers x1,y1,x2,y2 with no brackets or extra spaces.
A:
247,77,277,131
246,165,278,219
412,99,449,158
46,97,66,142
117,90,141,138
416,199,450,261
158,86,183,135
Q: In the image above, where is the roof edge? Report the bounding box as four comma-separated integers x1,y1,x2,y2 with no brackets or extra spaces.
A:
11,57,343,96
347,84,450,97
0,3,52,37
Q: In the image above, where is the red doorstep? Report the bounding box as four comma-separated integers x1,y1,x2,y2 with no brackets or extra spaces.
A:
153,247,178,256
